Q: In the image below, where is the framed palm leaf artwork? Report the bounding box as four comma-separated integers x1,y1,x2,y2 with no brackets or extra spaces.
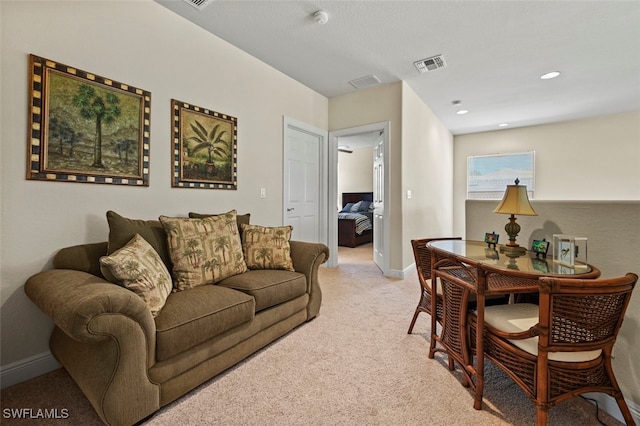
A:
171,99,238,189
27,54,151,185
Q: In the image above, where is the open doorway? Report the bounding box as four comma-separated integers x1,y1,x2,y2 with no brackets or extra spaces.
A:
327,122,390,275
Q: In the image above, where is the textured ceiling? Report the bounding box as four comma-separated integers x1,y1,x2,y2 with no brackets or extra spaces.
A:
156,0,640,135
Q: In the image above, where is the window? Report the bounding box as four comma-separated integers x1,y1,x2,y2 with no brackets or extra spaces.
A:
467,152,535,200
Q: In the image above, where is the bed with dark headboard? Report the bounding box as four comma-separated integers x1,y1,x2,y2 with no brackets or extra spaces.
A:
338,192,374,247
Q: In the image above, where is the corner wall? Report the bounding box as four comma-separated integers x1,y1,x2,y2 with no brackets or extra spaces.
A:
0,0,327,378
453,112,640,236
401,83,455,267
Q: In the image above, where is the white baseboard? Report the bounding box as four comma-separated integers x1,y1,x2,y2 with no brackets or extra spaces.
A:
0,351,60,389
386,268,405,279
583,392,640,425
385,263,416,280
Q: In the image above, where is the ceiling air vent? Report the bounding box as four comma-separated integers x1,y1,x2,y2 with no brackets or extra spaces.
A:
414,55,446,73
349,74,382,90
183,0,213,11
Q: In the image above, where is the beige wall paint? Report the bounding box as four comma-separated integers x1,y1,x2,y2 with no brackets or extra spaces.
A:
0,0,327,367
338,147,374,207
329,82,455,273
401,84,455,267
453,112,640,237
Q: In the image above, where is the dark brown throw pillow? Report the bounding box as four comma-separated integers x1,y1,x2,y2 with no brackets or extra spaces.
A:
106,210,172,269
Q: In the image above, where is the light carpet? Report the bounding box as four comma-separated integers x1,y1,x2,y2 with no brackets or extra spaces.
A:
1,243,622,425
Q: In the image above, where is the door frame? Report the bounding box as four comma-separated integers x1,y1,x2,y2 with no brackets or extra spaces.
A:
328,122,390,273
283,116,328,244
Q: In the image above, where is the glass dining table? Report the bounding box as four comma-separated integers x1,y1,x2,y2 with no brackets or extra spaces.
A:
425,239,601,411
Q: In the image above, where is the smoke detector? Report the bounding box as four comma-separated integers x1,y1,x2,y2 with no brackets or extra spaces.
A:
414,55,447,73
313,10,329,24
183,0,213,11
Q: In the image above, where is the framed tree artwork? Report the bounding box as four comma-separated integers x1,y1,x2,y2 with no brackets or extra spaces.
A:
27,54,151,185
171,99,238,189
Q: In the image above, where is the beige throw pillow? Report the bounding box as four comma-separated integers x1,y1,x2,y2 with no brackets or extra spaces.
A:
99,234,172,317
241,224,295,271
159,210,247,291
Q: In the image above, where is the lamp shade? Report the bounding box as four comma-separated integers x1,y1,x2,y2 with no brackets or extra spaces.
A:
493,181,537,216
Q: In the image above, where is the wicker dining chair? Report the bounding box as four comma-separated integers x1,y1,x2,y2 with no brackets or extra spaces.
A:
470,273,638,426
407,237,461,334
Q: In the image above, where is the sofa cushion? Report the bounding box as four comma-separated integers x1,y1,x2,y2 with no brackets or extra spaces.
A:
218,269,306,312
159,210,247,291
99,234,172,317
240,224,294,271
154,285,255,361
106,210,171,269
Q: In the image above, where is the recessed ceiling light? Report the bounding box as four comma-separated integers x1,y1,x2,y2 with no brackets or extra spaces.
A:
456,110,468,115
540,71,561,80
498,123,509,127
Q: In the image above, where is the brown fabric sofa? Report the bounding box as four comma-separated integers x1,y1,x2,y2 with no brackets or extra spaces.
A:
25,237,329,426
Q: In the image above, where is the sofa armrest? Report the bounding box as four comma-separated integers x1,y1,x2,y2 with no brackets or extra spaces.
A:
25,269,160,424
24,269,156,363
289,241,329,320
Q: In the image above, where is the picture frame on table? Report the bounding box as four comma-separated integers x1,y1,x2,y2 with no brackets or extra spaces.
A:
531,239,549,259
171,99,237,190
484,232,499,248
27,54,151,186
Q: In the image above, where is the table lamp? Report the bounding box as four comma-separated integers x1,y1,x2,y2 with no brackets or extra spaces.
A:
493,178,537,254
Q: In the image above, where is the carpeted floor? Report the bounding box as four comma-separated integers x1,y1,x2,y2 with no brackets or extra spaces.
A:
0,243,624,425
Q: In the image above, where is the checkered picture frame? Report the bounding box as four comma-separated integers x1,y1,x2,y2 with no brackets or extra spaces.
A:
27,54,151,186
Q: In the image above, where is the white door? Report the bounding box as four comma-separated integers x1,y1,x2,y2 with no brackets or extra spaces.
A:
283,117,327,243
373,140,384,269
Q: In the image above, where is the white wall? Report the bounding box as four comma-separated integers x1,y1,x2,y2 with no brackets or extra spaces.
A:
453,112,640,237
0,0,327,372
338,147,374,206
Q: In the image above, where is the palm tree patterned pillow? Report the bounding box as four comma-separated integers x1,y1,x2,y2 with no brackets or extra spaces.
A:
99,233,172,317
159,210,247,291
241,224,294,271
